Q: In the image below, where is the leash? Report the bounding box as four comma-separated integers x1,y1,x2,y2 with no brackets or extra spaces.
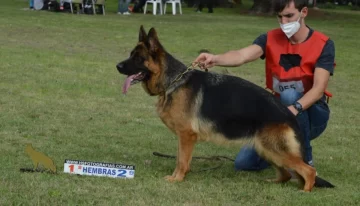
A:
169,62,208,86
19,168,57,174
153,151,235,173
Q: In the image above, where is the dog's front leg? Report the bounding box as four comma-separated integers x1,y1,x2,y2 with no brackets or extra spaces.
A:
165,130,197,182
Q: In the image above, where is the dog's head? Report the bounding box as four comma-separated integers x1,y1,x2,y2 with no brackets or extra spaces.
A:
116,25,166,95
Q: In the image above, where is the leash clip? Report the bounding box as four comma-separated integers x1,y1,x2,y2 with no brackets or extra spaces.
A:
192,62,208,72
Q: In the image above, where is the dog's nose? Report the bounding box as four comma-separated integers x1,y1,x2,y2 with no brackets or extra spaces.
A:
116,63,124,71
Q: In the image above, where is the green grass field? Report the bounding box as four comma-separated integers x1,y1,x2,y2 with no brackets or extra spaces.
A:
1,0,359,205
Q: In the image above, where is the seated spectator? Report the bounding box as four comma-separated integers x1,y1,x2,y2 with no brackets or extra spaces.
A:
118,0,131,14
195,0,214,13
132,0,146,13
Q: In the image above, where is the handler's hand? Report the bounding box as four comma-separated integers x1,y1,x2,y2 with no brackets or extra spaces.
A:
193,53,217,69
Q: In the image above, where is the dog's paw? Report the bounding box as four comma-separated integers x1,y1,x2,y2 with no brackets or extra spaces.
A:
265,178,276,183
265,176,292,183
164,175,184,182
164,175,175,182
265,178,283,183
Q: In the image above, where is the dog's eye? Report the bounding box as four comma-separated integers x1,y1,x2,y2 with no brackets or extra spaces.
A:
135,56,145,63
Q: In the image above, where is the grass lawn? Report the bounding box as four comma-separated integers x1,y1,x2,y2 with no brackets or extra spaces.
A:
1,0,359,205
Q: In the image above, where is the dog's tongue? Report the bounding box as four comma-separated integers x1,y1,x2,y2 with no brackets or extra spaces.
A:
122,74,137,94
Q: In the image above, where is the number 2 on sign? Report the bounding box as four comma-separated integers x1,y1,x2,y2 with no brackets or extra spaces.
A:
117,170,126,177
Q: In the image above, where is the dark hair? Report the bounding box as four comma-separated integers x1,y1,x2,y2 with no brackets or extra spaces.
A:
273,0,308,13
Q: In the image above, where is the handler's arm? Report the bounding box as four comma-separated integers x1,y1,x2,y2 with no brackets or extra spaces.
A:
288,39,335,115
213,44,264,67
288,68,331,115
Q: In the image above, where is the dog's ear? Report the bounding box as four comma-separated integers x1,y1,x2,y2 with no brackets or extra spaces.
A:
139,25,147,43
147,27,163,54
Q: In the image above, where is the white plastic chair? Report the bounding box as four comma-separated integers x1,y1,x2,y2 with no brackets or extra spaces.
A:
164,0,182,15
144,0,163,15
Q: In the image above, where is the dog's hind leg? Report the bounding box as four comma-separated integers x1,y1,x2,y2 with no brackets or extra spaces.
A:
266,165,292,183
282,157,316,192
165,130,197,182
291,171,305,189
257,147,316,191
255,124,316,192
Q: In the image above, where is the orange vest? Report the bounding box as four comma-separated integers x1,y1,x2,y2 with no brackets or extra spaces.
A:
265,28,333,100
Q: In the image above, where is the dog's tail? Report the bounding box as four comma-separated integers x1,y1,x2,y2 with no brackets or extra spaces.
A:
314,176,335,188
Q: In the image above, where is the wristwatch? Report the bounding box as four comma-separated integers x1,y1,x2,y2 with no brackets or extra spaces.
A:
292,101,303,115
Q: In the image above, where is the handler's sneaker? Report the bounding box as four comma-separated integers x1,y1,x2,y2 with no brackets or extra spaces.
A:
123,11,131,15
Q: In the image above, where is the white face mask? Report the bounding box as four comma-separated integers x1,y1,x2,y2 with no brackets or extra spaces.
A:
279,15,301,38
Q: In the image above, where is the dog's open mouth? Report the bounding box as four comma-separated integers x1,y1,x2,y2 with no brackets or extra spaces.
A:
122,72,146,94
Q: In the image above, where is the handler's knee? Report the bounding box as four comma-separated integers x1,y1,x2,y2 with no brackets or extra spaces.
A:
234,146,270,171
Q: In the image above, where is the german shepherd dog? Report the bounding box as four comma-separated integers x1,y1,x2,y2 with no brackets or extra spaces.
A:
116,26,334,192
